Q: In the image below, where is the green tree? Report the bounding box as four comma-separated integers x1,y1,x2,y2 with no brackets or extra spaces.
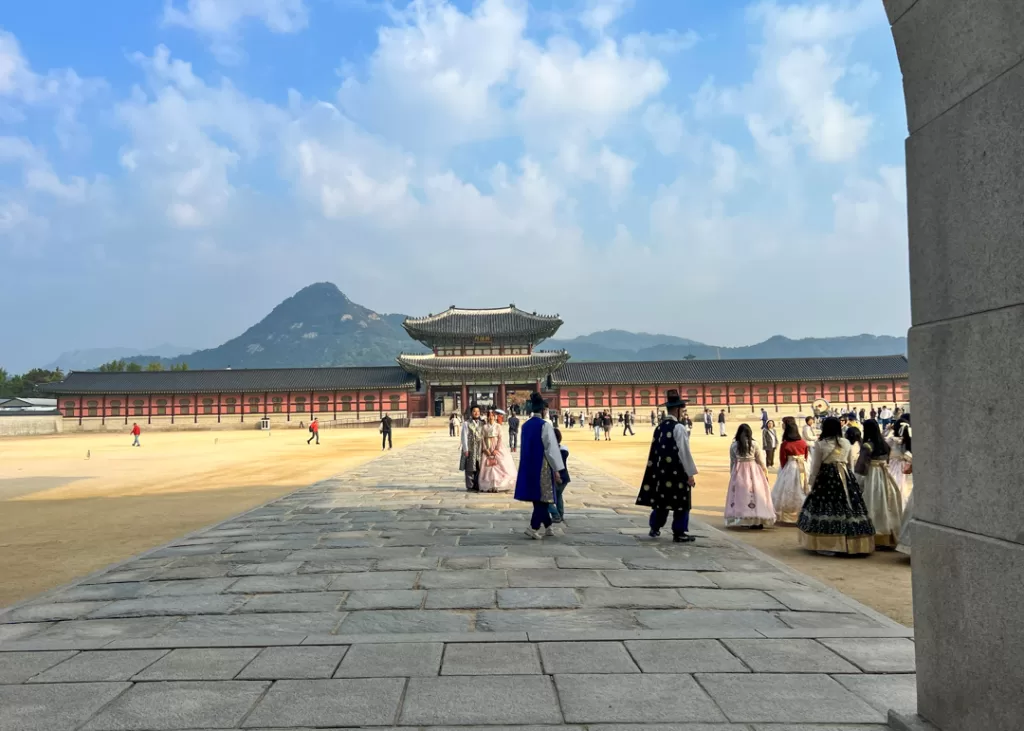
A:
170,362,189,371
99,359,127,372
126,362,143,372
146,362,164,371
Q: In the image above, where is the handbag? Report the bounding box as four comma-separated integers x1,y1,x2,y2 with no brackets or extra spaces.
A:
901,451,913,474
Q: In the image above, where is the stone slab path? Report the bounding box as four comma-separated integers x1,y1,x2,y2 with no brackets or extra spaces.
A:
0,433,916,730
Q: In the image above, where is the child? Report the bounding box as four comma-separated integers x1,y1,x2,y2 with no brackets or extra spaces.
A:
548,428,571,525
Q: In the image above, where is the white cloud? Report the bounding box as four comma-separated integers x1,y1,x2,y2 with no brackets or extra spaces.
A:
622,29,700,56
0,136,88,201
699,0,882,164
579,0,632,34
162,0,309,64
116,45,286,227
642,102,686,156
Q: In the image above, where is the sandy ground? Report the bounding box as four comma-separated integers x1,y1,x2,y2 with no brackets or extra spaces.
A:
561,421,914,626
1,422,912,626
0,427,428,606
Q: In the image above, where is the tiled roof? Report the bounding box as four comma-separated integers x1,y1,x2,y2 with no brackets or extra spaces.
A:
402,306,563,344
397,351,570,379
42,367,416,395
551,355,909,386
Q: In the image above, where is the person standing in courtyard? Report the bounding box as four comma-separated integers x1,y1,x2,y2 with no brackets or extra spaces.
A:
761,408,769,428
602,411,612,441
307,417,320,445
724,424,776,529
548,428,570,525
772,417,810,524
797,417,875,555
704,409,713,435
593,412,602,441
449,413,458,437
623,410,635,436
761,418,779,467
802,416,817,444
636,390,698,543
514,393,568,539
854,419,904,549
461,404,485,492
380,413,392,450
479,409,515,492
718,409,727,437
131,422,141,447
886,415,912,493
507,410,520,452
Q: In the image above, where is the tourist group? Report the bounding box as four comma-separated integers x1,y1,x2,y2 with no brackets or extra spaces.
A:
461,388,914,554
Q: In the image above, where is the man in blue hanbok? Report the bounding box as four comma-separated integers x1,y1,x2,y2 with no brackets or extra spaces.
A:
514,392,569,539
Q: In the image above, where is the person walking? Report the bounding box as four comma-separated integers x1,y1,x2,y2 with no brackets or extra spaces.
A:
761,408,769,428
461,405,485,492
449,413,457,437
131,422,141,447
704,409,713,435
602,411,612,441
854,419,905,549
801,416,817,444
761,419,778,468
307,417,320,445
724,424,776,529
772,417,810,524
593,412,602,441
514,393,568,539
623,410,635,436
797,417,875,555
718,409,727,437
636,390,698,543
548,428,570,525
507,411,520,452
380,414,392,450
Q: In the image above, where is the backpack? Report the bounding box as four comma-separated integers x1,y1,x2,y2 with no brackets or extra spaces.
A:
308,425,313,433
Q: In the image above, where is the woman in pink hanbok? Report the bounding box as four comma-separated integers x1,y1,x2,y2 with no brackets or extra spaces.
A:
724,423,776,529
478,410,516,492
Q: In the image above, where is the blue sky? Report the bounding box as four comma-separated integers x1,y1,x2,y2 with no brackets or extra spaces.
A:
0,0,909,372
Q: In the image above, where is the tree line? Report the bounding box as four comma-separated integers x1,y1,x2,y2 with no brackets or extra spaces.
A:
0,360,188,398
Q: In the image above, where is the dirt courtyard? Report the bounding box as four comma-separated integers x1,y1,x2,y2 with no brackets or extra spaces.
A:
0,426,426,606
1,420,912,626
561,420,913,626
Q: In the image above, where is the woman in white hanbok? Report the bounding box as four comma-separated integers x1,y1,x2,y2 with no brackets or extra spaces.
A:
772,417,810,524
478,410,516,492
724,424,776,529
854,420,905,549
894,420,913,555
886,417,911,493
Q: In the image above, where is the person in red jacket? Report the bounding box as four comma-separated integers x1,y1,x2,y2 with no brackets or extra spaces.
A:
307,417,319,445
131,422,141,447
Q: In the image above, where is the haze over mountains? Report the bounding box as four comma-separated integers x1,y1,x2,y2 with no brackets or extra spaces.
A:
49,283,907,372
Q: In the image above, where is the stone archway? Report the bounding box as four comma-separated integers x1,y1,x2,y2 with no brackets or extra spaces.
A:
886,2,1024,729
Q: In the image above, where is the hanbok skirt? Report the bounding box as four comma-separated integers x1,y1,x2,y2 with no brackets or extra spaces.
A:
798,463,875,555
896,489,914,556
724,460,776,528
772,457,808,524
478,445,516,492
860,462,904,548
887,455,907,492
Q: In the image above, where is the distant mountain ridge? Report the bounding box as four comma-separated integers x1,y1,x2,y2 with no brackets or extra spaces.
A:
64,283,906,371
46,344,195,372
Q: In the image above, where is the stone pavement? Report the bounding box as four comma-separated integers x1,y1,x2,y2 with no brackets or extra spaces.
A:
0,432,916,730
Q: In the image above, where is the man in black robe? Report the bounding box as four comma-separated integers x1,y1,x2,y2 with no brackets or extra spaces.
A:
636,390,699,543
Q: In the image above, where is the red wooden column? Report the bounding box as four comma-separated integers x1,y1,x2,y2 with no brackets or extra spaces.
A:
796,383,802,412
333,390,338,420
194,394,198,424
286,392,291,422
426,383,433,418
101,393,106,426
749,382,754,412
378,389,383,417
125,394,129,425
497,382,506,411
461,383,468,414
148,394,152,425
773,383,778,412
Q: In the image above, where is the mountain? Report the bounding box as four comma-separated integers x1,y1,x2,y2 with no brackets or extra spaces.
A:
112,283,425,370
47,344,194,372
544,332,906,362
64,284,906,371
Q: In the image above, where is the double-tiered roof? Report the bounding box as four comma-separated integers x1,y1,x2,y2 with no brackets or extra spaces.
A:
402,305,563,347
397,351,570,384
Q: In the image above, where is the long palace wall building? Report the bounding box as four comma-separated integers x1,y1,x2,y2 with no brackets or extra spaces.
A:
43,306,909,431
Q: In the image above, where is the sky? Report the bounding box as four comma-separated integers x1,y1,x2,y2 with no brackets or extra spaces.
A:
0,0,910,373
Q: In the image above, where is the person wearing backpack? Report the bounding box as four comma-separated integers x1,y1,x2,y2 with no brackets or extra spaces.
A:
307,417,319,445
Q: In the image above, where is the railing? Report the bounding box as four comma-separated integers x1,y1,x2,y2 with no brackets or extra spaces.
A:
315,416,410,429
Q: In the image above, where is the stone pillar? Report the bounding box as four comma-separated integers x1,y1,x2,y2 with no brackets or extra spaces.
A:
461,383,469,415
888,2,1024,729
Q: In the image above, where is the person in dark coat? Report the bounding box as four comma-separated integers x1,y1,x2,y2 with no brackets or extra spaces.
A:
380,414,392,450
514,392,569,539
507,412,520,452
623,410,634,436
636,390,699,543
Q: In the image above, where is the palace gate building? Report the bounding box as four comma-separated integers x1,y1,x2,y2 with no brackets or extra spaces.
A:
43,305,909,431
